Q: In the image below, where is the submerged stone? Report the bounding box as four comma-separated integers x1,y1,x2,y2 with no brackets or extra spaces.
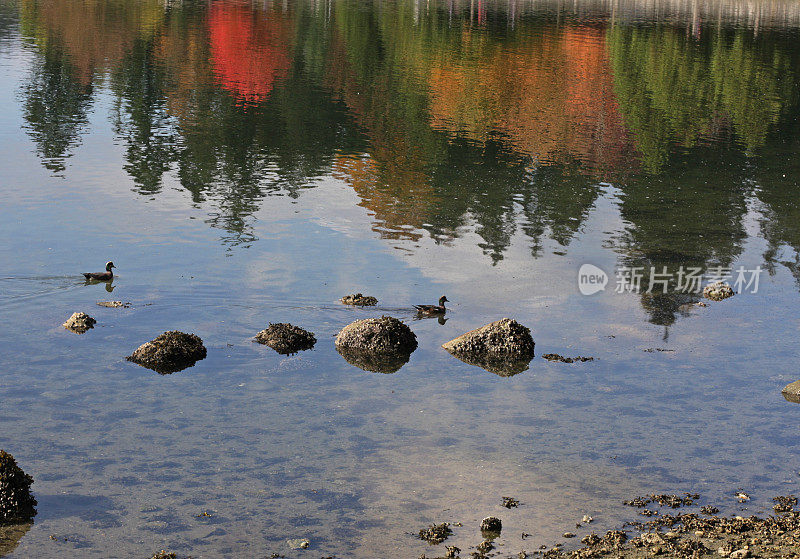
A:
127,331,207,374
0,522,32,557
62,312,96,334
442,319,535,375
340,293,378,306
703,281,735,301
542,353,594,363
255,323,316,354
0,450,37,526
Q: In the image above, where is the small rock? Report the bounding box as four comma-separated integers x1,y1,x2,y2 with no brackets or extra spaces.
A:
126,331,207,374
254,323,316,354
641,533,665,546
62,312,96,333
729,548,750,559
418,523,452,544
445,545,460,558
581,515,593,523
502,496,520,508
286,538,310,549
477,540,494,553
480,516,502,536
562,532,575,538
340,293,378,306
703,281,735,301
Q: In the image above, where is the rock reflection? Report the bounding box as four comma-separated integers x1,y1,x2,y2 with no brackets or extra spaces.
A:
335,346,411,374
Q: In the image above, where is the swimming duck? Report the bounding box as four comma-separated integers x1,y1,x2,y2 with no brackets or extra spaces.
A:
83,261,115,282
414,295,449,316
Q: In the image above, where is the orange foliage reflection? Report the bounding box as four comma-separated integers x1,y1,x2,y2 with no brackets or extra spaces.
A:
428,25,633,174
208,2,293,104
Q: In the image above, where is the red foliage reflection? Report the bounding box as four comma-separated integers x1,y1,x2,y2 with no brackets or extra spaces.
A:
208,2,292,104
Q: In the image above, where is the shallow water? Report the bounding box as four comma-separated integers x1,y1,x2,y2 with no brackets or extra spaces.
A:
1,0,800,557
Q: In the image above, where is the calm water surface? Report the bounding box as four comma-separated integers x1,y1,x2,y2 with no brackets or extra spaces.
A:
1,0,800,556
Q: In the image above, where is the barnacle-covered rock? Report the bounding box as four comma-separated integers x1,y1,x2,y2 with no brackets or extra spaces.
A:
0,450,37,525
62,312,96,334
255,323,316,354
443,319,535,375
335,316,416,353
335,316,417,373
703,281,735,301
127,331,207,374
340,293,378,306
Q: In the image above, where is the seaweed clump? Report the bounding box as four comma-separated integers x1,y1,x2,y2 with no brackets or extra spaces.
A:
418,522,452,544
127,331,207,374
0,450,37,525
62,312,96,334
340,293,378,306
255,323,316,354
442,319,535,376
543,354,594,363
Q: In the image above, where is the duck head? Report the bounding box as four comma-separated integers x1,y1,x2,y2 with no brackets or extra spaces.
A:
439,295,449,306
106,261,115,271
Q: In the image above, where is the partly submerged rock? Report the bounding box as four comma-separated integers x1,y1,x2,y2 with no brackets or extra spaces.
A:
335,316,417,373
418,522,452,544
703,281,735,301
0,450,37,525
127,331,207,374
782,380,800,404
543,353,594,363
62,312,96,334
335,316,417,354
96,301,130,308
255,323,316,355
480,516,502,537
340,293,378,306
442,318,535,376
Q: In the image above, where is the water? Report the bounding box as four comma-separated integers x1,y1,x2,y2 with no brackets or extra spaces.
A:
1,0,799,557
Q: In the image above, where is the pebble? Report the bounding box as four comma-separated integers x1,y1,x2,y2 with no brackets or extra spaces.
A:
581,515,593,523
563,532,575,538
729,548,750,559
287,538,310,549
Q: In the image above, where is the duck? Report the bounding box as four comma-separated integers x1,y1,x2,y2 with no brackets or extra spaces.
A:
83,261,115,282
414,295,449,316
